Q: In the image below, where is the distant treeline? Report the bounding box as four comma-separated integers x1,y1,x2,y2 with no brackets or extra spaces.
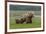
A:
10,5,41,11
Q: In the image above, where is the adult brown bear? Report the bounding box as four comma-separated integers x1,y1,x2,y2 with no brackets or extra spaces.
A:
16,12,34,24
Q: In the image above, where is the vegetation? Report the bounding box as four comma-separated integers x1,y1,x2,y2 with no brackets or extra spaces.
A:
9,5,41,29
10,17,41,29
10,5,41,11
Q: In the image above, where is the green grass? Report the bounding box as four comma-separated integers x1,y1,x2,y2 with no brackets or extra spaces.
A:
9,17,41,29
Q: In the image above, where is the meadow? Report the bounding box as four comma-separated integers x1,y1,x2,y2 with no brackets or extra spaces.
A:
10,16,41,29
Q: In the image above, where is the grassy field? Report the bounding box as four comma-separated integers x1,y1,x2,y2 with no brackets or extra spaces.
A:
9,17,41,29
9,11,41,29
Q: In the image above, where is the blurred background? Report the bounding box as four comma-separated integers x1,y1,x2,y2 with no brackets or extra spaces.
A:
9,5,41,29
10,5,41,18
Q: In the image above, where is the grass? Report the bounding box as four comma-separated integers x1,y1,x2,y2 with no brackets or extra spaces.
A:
9,17,41,29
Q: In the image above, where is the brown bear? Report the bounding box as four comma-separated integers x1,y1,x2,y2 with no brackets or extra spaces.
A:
16,12,34,24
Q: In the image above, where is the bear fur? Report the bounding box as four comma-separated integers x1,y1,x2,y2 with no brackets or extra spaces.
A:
16,12,34,24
